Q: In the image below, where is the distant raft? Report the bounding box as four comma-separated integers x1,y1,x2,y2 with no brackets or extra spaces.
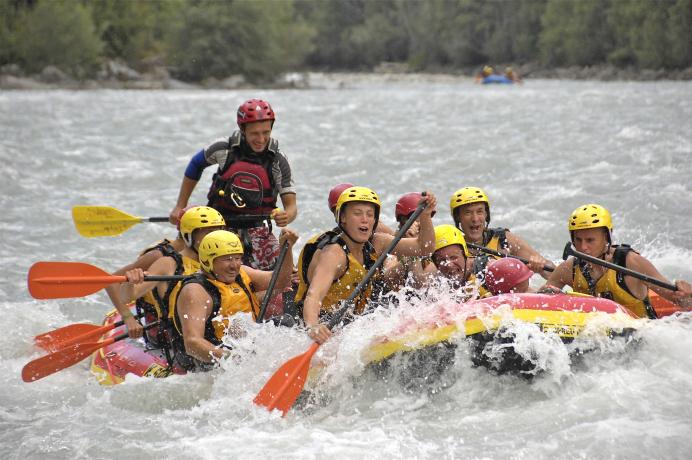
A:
482,74,514,84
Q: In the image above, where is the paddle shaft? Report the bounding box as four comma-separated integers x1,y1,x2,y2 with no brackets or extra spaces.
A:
563,243,678,291
256,241,290,323
33,274,187,284
147,217,169,223
467,242,554,272
327,197,428,330
109,320,159,343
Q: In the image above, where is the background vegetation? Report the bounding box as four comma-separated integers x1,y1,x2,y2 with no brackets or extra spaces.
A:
1,0,690,82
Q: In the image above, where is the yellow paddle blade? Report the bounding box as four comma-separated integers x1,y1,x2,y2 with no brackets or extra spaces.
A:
72,206,143,238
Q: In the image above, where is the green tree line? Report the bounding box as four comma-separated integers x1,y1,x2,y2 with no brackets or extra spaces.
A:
1,0,690,82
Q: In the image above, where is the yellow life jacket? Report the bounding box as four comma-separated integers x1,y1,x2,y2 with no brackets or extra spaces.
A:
135,239,178,319
165,256,202,322
173,269,259,343
483,227,509,253
466,271,490,298
571,245,655,319
295,230,337,293
295,231,380,317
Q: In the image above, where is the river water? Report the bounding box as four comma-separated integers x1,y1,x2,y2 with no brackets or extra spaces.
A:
1,78,691,459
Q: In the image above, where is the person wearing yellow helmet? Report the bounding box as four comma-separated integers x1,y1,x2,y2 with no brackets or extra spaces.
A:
542,204,692,318
504,66,522,83
172,228,298,370
475,65,495,83
450,186,554,279
121,206,226,353
299,186,437,344
426,224,473,286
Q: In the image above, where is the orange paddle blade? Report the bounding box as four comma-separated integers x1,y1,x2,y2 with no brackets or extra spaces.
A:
34,322,113,352
28,262,125,299
22,335,117,382
649,290,682,318
253,342,320,416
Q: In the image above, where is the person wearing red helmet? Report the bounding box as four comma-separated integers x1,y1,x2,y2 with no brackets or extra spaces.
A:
485,258,534,295
384,192,435,290
168,98,297,270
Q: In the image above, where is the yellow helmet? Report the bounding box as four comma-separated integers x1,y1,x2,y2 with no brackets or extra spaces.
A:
198,230,244,273
434,224,470,257
449,187,490,225
335,186,381,225
483,65,494,75
179,206,226,247
568,204,613,241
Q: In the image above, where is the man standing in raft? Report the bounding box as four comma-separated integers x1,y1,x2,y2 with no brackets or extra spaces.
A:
169,98,297,270
450,186,554,279
173,229,298,370
298,187,437,344
542,204,692,318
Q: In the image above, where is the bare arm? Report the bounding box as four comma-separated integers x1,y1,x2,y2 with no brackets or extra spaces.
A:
626,252,692,307
120,256,176,304
169,176,198,225
303,246,346,343
506,231,555,279
178,283,225,363
274,193,297,227
541,258,574,291
105,249,166,338
378,191,436,258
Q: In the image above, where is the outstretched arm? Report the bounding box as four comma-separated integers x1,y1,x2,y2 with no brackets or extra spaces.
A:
506,231,555,279
627,252,692,307
539,259,574,292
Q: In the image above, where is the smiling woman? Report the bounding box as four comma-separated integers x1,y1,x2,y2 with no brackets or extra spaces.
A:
172,228,298,371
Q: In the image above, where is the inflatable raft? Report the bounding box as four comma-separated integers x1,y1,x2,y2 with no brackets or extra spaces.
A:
90,292,652,384
482,74,514,84
90,308,185,385
363,293,639,368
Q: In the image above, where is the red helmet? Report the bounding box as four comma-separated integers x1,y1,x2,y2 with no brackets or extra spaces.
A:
485,258,533,295
395,192,434,223
328,183,355,212
237,99,275,127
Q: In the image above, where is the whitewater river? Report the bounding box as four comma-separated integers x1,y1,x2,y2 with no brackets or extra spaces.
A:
1,77,691,459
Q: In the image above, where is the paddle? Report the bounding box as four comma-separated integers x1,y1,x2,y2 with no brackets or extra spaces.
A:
253,194,429,416
72,205,274,238
467,242,555,272
562,243,678,291
256,241,290,323
72,206,170,238
22,321,159,383
28,261,187,299
34,313,143,352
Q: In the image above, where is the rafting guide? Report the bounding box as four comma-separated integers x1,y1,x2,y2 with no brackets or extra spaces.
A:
169,98,297,271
